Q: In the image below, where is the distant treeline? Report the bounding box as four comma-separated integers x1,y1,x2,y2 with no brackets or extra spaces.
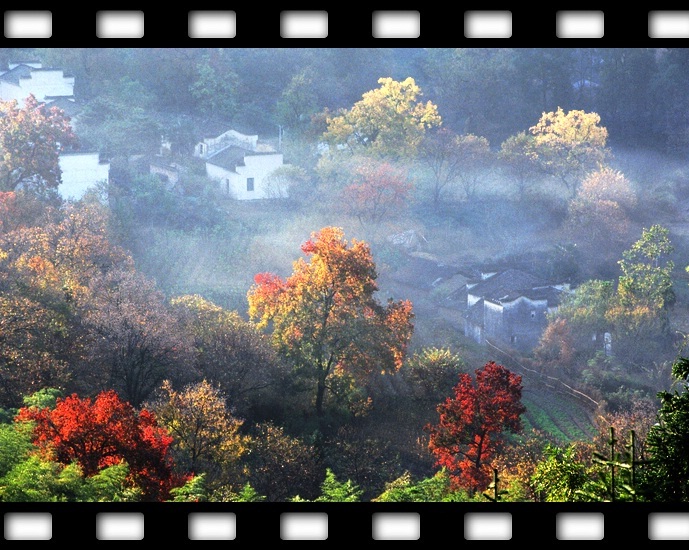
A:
3,47,686,154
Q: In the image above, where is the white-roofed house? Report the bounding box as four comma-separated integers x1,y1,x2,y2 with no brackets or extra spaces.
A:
197,128,289,200
0,62,75,106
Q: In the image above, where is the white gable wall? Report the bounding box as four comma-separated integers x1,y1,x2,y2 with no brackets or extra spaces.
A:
207,152,286,200
0,70,75,105
194,130,259,159
58,153,110,201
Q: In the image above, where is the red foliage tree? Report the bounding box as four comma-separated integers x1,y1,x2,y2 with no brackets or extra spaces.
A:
425,361,526,494
342,160,412,225
16,390,188,501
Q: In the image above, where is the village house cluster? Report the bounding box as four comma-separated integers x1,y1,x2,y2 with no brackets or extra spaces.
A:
0,61,289,202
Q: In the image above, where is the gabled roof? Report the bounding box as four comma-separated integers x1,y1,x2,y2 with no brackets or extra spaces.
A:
0,64,34,84
205,145,247,171
0,63,74,83
390,255,460,290
467,269,545,301
46,97,80,117
467,268,568,307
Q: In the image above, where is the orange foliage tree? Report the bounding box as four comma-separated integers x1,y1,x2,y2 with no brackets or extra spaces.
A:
0,201,134,407
247,226,414,418
0,94,77,193
426,361,526,495
16,390,188,501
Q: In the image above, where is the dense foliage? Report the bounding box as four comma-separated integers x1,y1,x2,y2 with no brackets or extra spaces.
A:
1,47,689,502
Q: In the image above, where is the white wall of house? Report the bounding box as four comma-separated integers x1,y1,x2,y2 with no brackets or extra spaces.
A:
194,130,259,159
207,152,286,200
58,153,110,201
0,69,74,105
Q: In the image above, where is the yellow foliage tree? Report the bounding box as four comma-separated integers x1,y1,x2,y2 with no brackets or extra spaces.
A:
146,379,248,496
322,77,441,160
529,107,610,197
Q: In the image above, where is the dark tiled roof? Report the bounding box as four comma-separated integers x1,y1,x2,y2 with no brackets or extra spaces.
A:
0,64,33,84
205,146,247,171
389,255,460,290
467,269,545,301
46,97,81,116
518,286,566,306
467,268,567,307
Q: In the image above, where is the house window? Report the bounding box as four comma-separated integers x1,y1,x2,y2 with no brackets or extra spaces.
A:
531,311,536,320
225,179,230,194
247,177,255,192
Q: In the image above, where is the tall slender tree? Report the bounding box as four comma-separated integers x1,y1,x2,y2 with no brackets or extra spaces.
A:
426,361,526,495
247,226,413,418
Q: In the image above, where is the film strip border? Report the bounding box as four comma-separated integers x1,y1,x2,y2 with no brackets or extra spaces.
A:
2,9,689,44
3,503,689,542
2,7,689,545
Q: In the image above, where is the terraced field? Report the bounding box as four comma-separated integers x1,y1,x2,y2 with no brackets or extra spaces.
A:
521,381,598,443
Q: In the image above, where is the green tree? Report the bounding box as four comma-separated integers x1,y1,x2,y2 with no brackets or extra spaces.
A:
22,388,63,410
531,442,598,502
291,468,363,502
549,279,615,354
226,482,266,502
0,455,142,502
548,225,675,370
0,421,33,478
453,133,493,201
617,224,675,315
608,224,675,367
77,77,160,158
402,347,465,403
498,131,539,200
638,356,689,502
513,49,575,114
276,68,319,134
596,48,660,148
167,473,208,502
372,469,471,502
322,77,441,160
0,456,90,502
189,55,239,120
422,48,523,143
